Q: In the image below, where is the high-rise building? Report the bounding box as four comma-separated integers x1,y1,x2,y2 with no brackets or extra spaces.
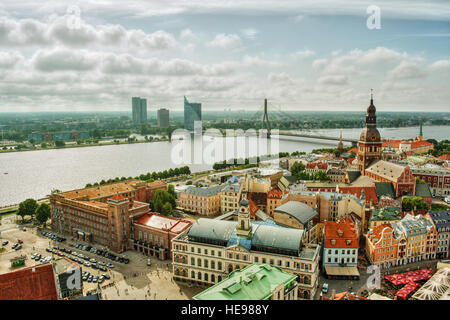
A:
184,96,201,131
132,97,147,125
157,108,170,128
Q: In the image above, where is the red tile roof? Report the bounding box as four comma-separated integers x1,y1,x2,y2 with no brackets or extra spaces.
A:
324,216,359,249
367,223,393,244
134,212,191,233
382,139,433,150
348,147,358,154
411,140,433,148
306,162,327,170
339,186,378,204
248,199,259,217
438,154,450,161
109,194,127,201
267,188,283,199
0,264,58,300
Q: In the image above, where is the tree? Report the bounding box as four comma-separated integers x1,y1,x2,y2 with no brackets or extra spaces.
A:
416,177,426,184
167,184,176,198
186,180,193,185
290,161,305,176
313,170,331,181
17,198,38,221
55,140,65,147
151,189,176,214
161,202,173,216
35,203,51,225
402,197,413,212
411,196,429,210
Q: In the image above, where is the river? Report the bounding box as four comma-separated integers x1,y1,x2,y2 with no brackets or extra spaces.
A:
0,125,448,207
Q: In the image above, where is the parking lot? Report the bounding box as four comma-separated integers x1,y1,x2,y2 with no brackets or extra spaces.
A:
0,216,203,299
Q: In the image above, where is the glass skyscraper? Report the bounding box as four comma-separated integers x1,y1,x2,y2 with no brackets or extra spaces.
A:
132,97,147,125
184,96,202,131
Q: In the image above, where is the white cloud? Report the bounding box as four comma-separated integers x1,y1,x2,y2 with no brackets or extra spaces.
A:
0,51,23,69
207,33,241,49
241,28,258,40
386,61,427,80
293,50,315,59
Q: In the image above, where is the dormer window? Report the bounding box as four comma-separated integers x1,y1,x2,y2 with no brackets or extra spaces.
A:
331,239,336,245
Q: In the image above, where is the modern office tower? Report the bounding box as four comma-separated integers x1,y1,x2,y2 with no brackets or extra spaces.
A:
183,96,202,131
131,97,147,125
157,108,170,128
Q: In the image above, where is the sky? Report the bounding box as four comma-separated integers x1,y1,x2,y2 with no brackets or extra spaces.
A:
0,0,450,112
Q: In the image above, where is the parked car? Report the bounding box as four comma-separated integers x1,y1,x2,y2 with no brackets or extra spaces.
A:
89,258,96,263
107,263,114,268
83,261,91,267
46,247,52,252
17,239,23,244
2,241,9,246
15,244,22,250
124,258,129,264
99,266,107,272
93,277,98,283
102,273,110,280
322,283,329,294
12,243,18,249
98,276,105,284
147,258,151,266
87,275,93,283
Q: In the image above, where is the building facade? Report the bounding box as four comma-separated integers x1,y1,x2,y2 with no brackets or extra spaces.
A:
184,96,202,131
172,200,321,300
412,167,450,197
157,108,170,128
427,210,450,259
132,97,147,124
177,185,223,216
131,212,192,260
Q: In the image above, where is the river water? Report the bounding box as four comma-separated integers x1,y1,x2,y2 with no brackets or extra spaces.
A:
0,125,448,207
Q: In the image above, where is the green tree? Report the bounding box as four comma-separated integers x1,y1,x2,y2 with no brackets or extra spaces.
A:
416,177,426,184
167,184,176,198
411,196,429,210
17,198,38,221
55,140,65,147
151,189,176,213
290,161,306,176
161,202,173,216
402,197,413,212
186,180,193,185
313,170,331,181
35,203,51,225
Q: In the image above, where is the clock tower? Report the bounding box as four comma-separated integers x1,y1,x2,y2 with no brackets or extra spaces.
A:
358,89,381,175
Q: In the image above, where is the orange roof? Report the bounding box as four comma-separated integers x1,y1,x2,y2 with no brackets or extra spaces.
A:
134,212,191,233
439,154,450,161
59,179,143,200
0,264,58,300
324,216,358,249
348,147,358,154
306,162,327,169
147,180,166,188
382,140,401,148
339,186,378,204
110,194,127,201
367,223,393,244
347,158,355,164
411,140,433,148
248,199,259,216
267,188,283,199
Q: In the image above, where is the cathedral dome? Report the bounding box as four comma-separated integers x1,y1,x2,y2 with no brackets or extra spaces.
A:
360,127,381,142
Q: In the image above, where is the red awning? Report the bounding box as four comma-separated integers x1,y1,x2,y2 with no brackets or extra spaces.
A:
384,269,431,286
395,282,419,299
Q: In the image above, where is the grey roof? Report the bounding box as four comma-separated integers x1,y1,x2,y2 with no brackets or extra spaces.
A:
189,219,237,242
429,211,450,233
366,160,406,181
221,183,241,193
274,201,318,225
185,185,223,196
251,224,303,252
187,218,304,255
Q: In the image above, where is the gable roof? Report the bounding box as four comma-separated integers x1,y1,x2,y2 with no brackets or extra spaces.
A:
324,217,358,249
415,183,432,198
0,264,58,300
339,186,378,204
374,182,396,198
346,171,361,183
366,160,407,181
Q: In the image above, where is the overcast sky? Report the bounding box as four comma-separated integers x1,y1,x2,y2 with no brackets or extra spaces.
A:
1,0,450,112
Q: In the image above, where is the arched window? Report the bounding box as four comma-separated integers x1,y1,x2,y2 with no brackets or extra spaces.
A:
304,276,309,284
175,269,180,276
182,256,186,264
211,274,215,283
198,272,202,280
182,270,186,277
303,291,309,299
228,264,233,273
191,271,195,279
204,273,208,281
218,276,222,282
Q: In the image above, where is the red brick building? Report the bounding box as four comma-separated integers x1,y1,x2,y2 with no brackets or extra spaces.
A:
132,213,192,260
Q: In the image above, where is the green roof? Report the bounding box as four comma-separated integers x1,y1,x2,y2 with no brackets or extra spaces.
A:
370,207,402,222
374,182,396,198
193,264,297,300
347,171,361,183
415,183,432,198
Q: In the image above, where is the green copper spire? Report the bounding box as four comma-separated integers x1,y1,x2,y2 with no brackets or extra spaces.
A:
419,121,423,137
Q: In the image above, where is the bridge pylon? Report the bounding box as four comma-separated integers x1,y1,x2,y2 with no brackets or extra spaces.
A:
261,98,271,138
